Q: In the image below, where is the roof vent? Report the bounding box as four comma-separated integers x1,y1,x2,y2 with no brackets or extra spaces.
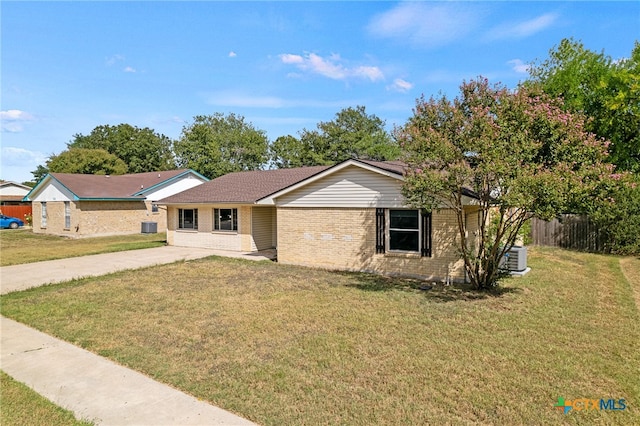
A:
140,184,144,189
158,174,161,178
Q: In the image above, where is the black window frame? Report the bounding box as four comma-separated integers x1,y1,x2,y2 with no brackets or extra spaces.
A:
178,208,198,230
375,209,432,257
389,209,421,252
214,208,238,232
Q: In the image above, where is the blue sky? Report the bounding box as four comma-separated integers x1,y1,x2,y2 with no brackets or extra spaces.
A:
2,1,638,183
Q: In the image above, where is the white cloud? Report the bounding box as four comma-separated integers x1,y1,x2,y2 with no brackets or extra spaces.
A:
203,91,357,109
508,59,530,74
278,52,384,82
209,93,287,108
280,53,304,64
354,66,385,82
123,66,136,73
367,2,479,48
106,54,125,66
0,147,48,182
1,147,46,167
228,51,237,58
486,13,559,40
1,110,35,133
387,78,414,93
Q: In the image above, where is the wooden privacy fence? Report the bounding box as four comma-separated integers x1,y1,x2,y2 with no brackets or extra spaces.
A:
531,215,605,252
0,205,33,221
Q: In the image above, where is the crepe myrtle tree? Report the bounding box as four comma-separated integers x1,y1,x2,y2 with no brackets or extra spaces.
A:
397,78,611,290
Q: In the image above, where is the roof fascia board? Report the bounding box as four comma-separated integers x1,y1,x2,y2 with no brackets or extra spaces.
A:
158,201,253,206
76,197,146,201
256,159,404,205
0,181,31,190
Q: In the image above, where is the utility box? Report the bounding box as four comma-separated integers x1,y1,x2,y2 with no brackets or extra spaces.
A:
141,221,158,234
504,246,527,272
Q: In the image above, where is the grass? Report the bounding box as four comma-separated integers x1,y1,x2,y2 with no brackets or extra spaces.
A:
0,229,166,266
0,371,93,426
1,247,638,424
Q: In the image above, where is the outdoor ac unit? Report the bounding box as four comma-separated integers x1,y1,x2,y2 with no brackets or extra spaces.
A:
503,246,527,272
141,221,158,234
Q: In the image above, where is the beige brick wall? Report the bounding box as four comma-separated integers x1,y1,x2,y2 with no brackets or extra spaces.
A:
166,205,252,251
31,200,166,237
277,207,475,282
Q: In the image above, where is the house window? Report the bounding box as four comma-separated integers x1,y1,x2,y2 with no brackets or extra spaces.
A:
214,208,238,231
178,208,198,230
389,210,420,252
375,208,432,257
151,204,159,213
64,201,71,229
41,202,47,228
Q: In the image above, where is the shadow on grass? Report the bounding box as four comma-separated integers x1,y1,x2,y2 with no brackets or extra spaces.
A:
338,271,521,303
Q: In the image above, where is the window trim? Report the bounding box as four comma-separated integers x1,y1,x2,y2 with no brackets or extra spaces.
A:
41,202,47,228
375,208,432,257
178,208,198,230
64,201,71,229
388,209,421,253
213,208,238,232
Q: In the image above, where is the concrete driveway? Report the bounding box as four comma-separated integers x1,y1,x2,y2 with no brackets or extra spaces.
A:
0,246,274,294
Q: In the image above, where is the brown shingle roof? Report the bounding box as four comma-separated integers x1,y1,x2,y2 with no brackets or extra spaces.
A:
356,159,407,175
159,165,332,204
159,160,408,204
50,169,192,199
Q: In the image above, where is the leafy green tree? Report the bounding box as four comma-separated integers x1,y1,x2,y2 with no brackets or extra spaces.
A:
270,106,400,167
30,165,50,182
398,78,611,290
528,38,640,172
317,105,400,162
269,135,311,169
46,148,128,175
174,113,269,179
69,124,176,173
589,173,640,255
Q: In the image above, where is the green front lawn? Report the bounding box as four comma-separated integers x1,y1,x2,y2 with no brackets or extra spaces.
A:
1,371,93,426
0,229,165,266
1,247,638,424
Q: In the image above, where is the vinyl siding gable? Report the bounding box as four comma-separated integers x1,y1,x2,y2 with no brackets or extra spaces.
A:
29,180,74,202
274,165,405,208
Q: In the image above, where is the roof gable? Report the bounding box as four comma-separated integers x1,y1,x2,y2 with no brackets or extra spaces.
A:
0,181,32,197
24,169,205,201
258,159,405,204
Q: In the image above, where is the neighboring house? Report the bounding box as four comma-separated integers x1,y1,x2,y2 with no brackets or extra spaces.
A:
23,169,208,237
0,181,32,205
158,159,481,282
0,181,33,220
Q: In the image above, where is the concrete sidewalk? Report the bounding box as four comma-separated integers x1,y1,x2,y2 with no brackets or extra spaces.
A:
0,246,274,294
1,316,257,425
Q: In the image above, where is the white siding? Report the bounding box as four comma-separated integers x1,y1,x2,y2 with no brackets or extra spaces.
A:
275,166,406,208
252,207,275,250
147,175,207,201
0,183,30,196
30,181,74,202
